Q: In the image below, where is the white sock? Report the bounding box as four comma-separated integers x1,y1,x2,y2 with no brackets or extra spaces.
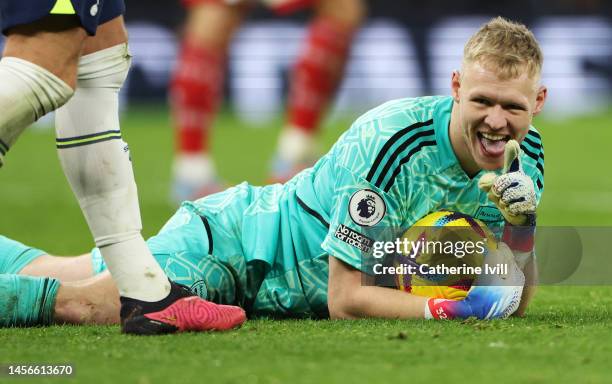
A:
55,44,169,302
276,126,317,164
173,153,217,186
0,57,73,166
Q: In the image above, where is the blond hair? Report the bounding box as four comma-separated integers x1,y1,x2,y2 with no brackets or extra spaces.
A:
464,17,543,80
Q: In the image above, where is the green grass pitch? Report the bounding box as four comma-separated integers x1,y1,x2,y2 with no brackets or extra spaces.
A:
1,106,611,383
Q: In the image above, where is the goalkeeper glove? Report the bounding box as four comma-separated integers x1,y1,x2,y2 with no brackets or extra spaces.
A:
478,139,536,226
479,139,536,252
424,243,525,320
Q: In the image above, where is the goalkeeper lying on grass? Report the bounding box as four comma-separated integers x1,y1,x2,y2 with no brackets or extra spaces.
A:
0,17,545,329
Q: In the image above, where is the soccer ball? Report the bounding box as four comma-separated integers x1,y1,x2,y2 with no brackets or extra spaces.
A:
395,210,497,300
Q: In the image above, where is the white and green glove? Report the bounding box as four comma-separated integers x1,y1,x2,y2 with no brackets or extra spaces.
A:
478,140,536,226
479,140,536,253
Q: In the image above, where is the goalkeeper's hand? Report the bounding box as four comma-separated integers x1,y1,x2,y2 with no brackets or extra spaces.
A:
478,140,536,226
424,243,525,320
479,139,537,252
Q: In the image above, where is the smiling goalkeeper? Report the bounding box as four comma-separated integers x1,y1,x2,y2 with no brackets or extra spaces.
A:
0,17,545,330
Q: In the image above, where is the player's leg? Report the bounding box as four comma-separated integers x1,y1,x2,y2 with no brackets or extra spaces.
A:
53,8,219,333
54,12,173,302
0,271,245,328
0,232,98,282
0,2,168,318
9,252,132,325
170,1,248,203
0,247,246,330
0,274,60,327
20,254,95,282
0,198,249,332
0,224,246,328
0,14,84,166
55,270,246,330
271,0,366,181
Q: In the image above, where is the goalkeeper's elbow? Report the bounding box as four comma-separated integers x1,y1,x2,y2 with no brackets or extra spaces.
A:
327,286,363,320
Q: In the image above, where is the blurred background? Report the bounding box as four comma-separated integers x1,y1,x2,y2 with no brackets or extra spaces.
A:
1,0,607,120
0,0,610,255
117,0,611,119
119,0,612,123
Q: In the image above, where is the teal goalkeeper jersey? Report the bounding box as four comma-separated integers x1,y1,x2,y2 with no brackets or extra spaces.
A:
189,95,545,318
297,95,543,268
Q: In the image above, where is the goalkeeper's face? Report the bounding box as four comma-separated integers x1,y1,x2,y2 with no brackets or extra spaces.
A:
451,62,547,172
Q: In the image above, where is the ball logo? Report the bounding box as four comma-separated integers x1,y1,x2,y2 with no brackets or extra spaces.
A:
349,189,386,226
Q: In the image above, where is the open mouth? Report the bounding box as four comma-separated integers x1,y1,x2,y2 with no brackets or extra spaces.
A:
477,132,511,157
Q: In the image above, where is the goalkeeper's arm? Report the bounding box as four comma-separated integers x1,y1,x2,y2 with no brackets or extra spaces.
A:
478,140,540,317
327,254,522,320
513,253,538,317
327,255,428,319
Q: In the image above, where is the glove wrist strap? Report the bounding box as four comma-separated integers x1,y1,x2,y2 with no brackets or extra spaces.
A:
502,215,536,252
425,298,455,320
